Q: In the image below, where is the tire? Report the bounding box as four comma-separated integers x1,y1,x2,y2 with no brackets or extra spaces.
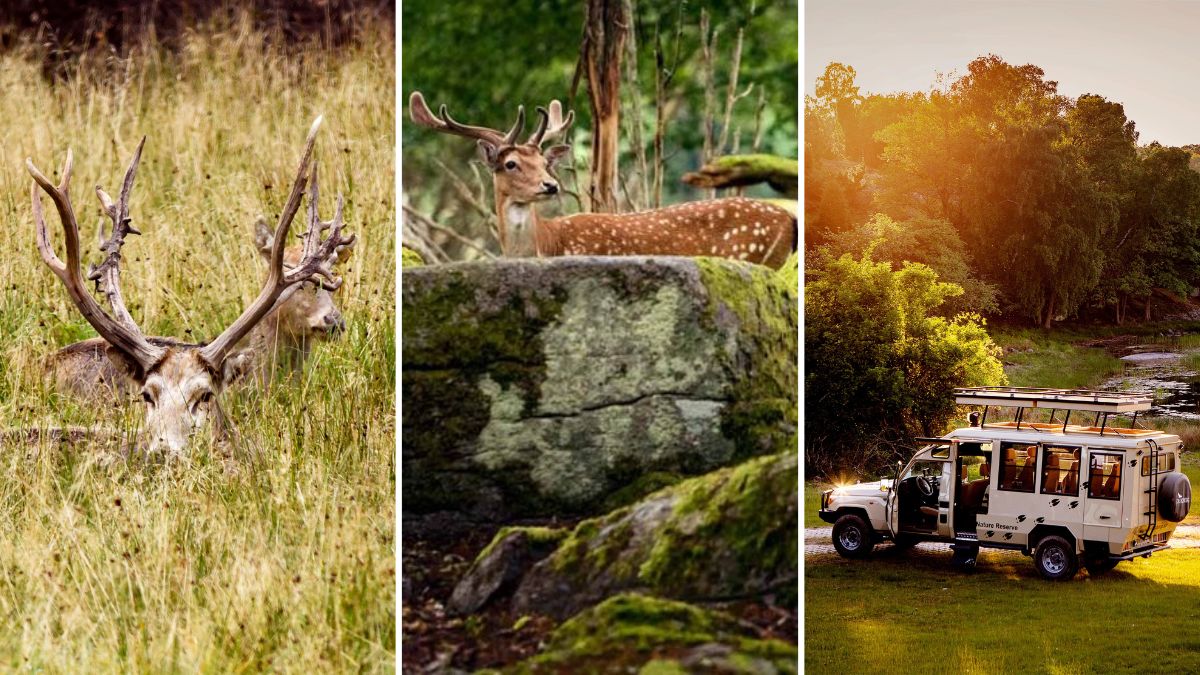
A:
1033,535,1079,581
1084,557,1119,575
832,514,875,559
1158,472,1192,523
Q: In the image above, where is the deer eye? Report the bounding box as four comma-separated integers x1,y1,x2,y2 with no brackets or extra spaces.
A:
504,159,517,170
199,391,214,404
141,391,154,406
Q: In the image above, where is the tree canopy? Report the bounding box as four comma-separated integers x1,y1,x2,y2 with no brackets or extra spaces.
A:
806,55,1200,327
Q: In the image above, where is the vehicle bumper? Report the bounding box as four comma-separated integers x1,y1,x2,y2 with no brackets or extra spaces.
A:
818,509,838,524
1110,541,1171,561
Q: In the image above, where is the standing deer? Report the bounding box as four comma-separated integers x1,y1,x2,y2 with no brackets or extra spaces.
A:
409,92,796,268
53,216,354,396
28,117,353,455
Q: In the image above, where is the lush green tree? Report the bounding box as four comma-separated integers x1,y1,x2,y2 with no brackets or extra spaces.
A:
823,213,999,315
805,255,1005,476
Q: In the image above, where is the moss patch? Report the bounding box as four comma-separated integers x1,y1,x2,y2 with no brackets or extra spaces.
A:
695,258,798,460
509,594,797,674
474,526,569,567
516,453,797,618
401,246,424,268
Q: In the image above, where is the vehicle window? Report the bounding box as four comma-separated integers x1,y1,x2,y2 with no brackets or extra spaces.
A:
1041,446,1081,496
998,442,1038,492
1088,452,1123,500
903,460,945,481
1141,452,1176,476
929,444,950,459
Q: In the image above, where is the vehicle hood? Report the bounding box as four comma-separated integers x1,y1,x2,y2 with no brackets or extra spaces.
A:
831,480,890,498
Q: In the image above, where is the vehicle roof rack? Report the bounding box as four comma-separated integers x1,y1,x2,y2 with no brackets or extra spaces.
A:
954,387,1152,413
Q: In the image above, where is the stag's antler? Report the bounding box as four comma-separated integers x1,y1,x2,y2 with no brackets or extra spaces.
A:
527,100,575,148
198,116,355,368
28,144,166,375
92,137,147,333
409,91,525,147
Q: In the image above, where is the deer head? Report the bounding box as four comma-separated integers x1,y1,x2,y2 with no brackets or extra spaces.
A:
410,92,574,253
28,118,354,456
253,216,349,341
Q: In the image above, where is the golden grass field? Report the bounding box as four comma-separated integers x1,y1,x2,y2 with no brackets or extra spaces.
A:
0,17,395,672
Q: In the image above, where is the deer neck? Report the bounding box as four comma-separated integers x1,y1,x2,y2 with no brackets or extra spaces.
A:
496,189,560,258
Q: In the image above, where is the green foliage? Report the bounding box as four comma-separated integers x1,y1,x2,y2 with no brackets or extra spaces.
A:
808,54,1200,327
805,255,1005,476
403,0,798,257
821,213,998,315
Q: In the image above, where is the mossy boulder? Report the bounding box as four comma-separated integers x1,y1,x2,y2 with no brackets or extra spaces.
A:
447,526,568,616
402,257,796,521
501,452,796,620
500,593,797,674
401,246,424,268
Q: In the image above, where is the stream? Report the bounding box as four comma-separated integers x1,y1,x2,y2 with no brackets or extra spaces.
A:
1098,338,1200,418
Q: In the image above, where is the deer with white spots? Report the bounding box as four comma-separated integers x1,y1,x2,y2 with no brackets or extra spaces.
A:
409,92,796,268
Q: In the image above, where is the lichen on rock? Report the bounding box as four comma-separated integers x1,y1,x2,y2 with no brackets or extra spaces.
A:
402,257,797,521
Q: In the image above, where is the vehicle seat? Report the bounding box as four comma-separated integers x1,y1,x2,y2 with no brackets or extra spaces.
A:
1015,447,1036,490
1062,459,1079,494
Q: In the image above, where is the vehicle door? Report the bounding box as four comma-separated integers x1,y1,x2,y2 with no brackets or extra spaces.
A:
888,446,952,534
979,440,1039,547
1083,448,1125,541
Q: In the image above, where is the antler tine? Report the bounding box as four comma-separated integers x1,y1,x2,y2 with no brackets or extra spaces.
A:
409,91,523,148
90,136,147,332
528,100,575,147
27,148,165,374
200,116,354,367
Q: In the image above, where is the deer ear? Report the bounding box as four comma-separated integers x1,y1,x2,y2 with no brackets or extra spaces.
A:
220,348,256,386
253,216,274,259
477,140,500,168
544,144,572,168
104,344,145,384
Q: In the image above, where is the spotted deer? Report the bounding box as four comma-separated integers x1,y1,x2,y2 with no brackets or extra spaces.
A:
53,216,353,397
409,92,796,268
28,117,353,455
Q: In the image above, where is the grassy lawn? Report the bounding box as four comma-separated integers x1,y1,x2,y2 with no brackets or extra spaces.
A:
806,549,1200,673
991,327,1125,389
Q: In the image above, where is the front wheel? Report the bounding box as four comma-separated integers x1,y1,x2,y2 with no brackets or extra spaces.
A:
832,514,874,559
1034,535,1079,581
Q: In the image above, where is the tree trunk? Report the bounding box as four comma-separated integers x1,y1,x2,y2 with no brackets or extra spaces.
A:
1042,294,1056,330
582,0,627,213
1145,294,1152,322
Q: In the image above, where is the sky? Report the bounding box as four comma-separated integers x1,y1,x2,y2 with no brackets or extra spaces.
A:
806,0,1200,146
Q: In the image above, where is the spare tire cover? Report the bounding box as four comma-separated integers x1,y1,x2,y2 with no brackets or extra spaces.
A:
1158,472,1192,523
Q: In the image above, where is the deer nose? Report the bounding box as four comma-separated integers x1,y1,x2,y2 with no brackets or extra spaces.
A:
325,313,346,334
542,182,559,195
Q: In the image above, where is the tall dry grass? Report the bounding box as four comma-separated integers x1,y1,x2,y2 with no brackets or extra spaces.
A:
0,15,394,672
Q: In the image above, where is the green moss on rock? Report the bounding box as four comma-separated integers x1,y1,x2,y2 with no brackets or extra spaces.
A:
506,594,797,674
514,453,797,618
401,246,424,268
695,258,798,459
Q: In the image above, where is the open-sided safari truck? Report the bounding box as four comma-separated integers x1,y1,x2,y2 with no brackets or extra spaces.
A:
819,387,1193,580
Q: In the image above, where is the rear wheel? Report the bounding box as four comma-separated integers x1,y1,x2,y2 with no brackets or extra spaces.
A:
832,514,874,559
1033,535,1079,581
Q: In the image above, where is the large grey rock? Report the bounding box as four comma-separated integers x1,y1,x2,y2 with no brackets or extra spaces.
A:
401,257,796,521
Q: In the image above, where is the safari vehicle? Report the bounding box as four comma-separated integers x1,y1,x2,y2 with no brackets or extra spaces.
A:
819,387,1193,580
